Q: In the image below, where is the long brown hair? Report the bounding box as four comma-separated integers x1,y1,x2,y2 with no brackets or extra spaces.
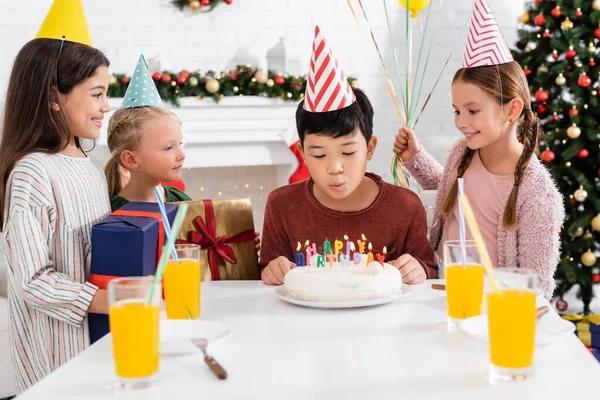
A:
0,39,110,229
105,107,179,199
441,60,542,229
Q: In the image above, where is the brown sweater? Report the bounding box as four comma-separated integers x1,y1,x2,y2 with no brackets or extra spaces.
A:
259,173,438,278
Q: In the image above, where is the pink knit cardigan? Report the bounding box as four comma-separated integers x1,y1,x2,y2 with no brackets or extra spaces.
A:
403,138,565,299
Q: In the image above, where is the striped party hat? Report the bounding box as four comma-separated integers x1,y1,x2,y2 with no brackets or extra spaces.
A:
304,26,355,113
462,0,513,68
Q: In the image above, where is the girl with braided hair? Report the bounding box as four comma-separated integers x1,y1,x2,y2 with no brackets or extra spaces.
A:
392,2,564,299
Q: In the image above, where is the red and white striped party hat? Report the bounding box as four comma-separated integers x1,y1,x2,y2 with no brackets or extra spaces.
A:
304,26,355,112
462,0,513,68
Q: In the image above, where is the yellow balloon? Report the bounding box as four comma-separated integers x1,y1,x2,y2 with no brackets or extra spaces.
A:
398,0,431,18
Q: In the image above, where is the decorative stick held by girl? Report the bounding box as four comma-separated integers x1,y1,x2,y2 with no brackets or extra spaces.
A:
393,0,564,299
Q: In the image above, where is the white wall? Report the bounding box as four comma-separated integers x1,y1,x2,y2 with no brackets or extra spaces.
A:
1,0,524,174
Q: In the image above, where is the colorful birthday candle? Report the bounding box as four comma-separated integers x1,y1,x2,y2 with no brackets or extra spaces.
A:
351,243,361,265
340,253,350,268
344,235,352,256
334,239,343,256
376,246,386,266
367,242,374,264
316,254,325,268
357,233,367,254
323,239,332,255
295,242,305,266
306,240,316,264
326,253,336,268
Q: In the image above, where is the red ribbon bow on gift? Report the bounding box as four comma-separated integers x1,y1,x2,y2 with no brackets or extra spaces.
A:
178,199,255,280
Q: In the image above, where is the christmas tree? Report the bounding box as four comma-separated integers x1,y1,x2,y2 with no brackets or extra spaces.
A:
513,0,600,314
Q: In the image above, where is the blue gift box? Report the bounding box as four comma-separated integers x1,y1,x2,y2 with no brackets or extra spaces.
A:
88,202,177,343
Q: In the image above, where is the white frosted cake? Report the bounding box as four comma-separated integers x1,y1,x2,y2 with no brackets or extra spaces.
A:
283,262,403,302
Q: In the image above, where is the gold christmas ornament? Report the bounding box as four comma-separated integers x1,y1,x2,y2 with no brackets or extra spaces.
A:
520,11,530,24
565,161,572,167
589,42,597,53
233,86,239,93
574,186,588,202
109,75,118,85
266,79,274,87
575,227,584,237
582,249,597,267
189,76,199,87
592,214,600,231
205,78,220,93
561,17,574,31
594,0,600,11
567,124,581,139
555,73,566,86
538,65,549,73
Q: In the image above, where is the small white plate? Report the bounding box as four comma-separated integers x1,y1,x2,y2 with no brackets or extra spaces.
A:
275,285,411,309
160,320,232,356
458,312,575,347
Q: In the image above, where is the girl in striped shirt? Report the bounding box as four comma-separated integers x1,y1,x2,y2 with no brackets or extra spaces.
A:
0,38,112,392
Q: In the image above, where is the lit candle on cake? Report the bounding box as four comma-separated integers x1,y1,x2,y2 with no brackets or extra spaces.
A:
295,242,305,267
376,246,386,266
326,253,336,268
357,234,367,254
344,235,352,256
306,240,316,266
351,242,361,264
334,239,343,257
323,239,332,255
367,243,374,264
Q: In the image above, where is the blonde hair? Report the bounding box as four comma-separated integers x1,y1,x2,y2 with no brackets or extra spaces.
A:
442,61,542,229
105,107,179,199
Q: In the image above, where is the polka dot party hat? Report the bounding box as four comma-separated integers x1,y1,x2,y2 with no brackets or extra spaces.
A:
120,54,164,109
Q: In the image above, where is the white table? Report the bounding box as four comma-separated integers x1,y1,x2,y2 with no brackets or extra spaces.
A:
18,280,600,399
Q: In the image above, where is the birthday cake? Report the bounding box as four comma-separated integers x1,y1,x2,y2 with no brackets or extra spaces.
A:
283,262,403,303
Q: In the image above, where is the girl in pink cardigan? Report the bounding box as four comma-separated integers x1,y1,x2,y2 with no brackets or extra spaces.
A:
393,60,564,299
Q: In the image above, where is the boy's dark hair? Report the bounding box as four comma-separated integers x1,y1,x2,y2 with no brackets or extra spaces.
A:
295,88,374,145
0,38,110,229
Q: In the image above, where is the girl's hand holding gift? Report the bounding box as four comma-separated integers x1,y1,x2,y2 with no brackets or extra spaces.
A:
389,254,427,284
393,127,421,162
261,256,295,286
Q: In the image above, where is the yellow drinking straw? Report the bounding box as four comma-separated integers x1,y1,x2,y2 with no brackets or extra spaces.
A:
458,194,502,294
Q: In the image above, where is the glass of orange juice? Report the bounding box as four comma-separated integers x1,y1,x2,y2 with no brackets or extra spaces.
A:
487,268,537,383
108,276,161,389
163,244,201,319
443,240,485,328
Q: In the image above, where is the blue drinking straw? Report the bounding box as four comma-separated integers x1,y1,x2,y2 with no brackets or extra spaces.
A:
154,186,178,262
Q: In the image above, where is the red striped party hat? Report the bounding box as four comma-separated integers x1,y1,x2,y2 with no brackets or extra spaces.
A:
304,26,355,112
462,0,513,68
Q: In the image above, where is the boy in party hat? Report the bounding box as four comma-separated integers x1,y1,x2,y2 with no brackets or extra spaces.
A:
394,0,563,298
105,54,191,210
260,26,437,285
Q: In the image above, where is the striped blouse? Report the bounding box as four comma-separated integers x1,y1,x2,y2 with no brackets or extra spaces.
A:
2,152,110,392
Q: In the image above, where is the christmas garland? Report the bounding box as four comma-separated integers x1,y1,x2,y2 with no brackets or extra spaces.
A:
171,0,232,13
107,65,358,107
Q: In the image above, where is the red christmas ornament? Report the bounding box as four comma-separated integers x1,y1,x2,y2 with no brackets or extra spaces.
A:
274,74,285,86
201,0,210,6
591,59,596,67
595,27,600,40
552,112,559,121
535,88,549,103
230,70,238,81
224,0,233,3
570,197,577,206
176,75,186,85
120,76,130,85
161,74,172,83
577,148,589,159
541,149,555,163
179,70,190,79
566,48,577,59
552,50,559,59
555,298,568,312
575,8,583,18
543,29,551,39
152,72,162,82
569,107,579,116
578,75,592,87
534,0,542,5
534,14,546,26
593,274,600,283
537,104,549,114
551,7,561,18
524,67,532,76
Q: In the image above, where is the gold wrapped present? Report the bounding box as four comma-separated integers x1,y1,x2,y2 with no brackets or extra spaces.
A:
171,199,259,281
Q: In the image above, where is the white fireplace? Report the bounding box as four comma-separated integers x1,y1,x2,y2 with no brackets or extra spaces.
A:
91,97,301,232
